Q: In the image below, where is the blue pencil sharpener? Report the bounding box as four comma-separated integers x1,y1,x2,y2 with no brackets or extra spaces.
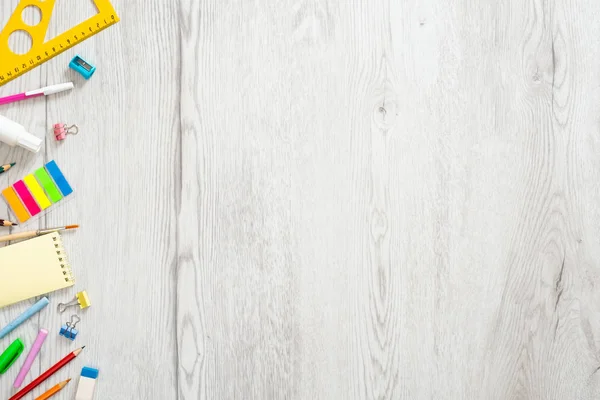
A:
69,55,96,79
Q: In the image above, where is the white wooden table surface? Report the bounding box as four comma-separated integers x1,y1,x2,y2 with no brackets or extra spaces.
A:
2,0,600,399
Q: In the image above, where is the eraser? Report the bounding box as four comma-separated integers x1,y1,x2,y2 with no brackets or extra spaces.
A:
75,366,99,400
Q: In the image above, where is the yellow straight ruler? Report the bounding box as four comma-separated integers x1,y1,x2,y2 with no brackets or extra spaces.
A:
0,0,119,86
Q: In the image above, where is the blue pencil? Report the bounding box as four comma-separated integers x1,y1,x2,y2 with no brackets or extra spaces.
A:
0,297,49,339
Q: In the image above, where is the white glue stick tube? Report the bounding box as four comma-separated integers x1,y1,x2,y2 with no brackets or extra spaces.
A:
0,115,41,152
76,367,99,400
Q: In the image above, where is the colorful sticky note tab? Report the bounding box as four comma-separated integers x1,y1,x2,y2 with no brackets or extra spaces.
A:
2,161,73,224
1,187,30,223
23,174,51,210
45,161,73,196
34,167,63,203
13,180,41,216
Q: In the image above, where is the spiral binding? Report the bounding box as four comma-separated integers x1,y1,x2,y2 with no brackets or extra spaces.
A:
52,233,75,283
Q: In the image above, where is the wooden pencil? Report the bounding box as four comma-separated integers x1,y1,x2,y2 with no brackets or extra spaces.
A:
0,219,17,227
0,162,15,174
34,379,71,400
10,347,83,400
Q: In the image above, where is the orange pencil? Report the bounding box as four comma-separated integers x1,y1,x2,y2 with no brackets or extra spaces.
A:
34,379,71,400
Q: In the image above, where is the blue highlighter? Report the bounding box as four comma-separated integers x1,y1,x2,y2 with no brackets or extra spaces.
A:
0,297,50,339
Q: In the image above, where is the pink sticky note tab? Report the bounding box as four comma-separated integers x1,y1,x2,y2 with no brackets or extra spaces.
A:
13,180,41,216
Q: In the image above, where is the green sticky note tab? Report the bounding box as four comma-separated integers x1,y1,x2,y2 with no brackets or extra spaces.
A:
34,167,63,203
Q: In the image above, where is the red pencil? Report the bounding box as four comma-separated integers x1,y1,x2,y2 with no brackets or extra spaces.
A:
9,347,84,400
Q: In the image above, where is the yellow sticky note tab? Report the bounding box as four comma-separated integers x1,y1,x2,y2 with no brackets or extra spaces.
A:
23,174,51,210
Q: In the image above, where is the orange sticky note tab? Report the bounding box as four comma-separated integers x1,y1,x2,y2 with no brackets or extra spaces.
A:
23,174,51,210
2,187,30,223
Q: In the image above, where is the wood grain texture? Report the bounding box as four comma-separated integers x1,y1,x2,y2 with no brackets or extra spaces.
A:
2,0,600,398
178,0,600,399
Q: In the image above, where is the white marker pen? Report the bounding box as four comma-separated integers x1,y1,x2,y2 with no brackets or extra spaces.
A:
0,115,41,152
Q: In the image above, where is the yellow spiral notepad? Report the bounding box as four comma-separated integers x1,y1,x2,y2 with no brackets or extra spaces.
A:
0,232,75,308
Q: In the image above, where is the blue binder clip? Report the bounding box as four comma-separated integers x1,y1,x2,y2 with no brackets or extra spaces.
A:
59,315,80,341
69,55,96,79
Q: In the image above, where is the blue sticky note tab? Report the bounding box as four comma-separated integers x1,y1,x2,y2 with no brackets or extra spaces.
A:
81,366,99,379
45,161,73,196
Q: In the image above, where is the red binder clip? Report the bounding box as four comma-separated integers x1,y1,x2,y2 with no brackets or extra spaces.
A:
53,123,79,141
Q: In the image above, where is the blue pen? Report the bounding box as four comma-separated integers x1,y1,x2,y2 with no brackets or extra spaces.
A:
0,297,49,339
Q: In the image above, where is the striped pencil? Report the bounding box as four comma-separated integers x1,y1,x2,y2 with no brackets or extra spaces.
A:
0,162,15,174
0,219,17,227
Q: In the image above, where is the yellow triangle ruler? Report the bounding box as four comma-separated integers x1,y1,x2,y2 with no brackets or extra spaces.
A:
0,0,119,86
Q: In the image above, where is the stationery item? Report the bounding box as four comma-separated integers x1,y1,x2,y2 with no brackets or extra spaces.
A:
59,315,80,341
0,224,79,244
69,56,96,79
13,180,41,216
58,291,91,313
75,367,99,400
23,175,51,210
34,168,63,203
0,298,50,338
54,123,79,141
0,233,74,308
1,188,29,224
45,161,73,195
0,0,120,86
34,379,71,400
0,83,74,106
9,346,84,400
0,162,15,174
0,115,42,152
2,160,74,223
0,219,17,227
13,329,48,388
0,339,24,374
